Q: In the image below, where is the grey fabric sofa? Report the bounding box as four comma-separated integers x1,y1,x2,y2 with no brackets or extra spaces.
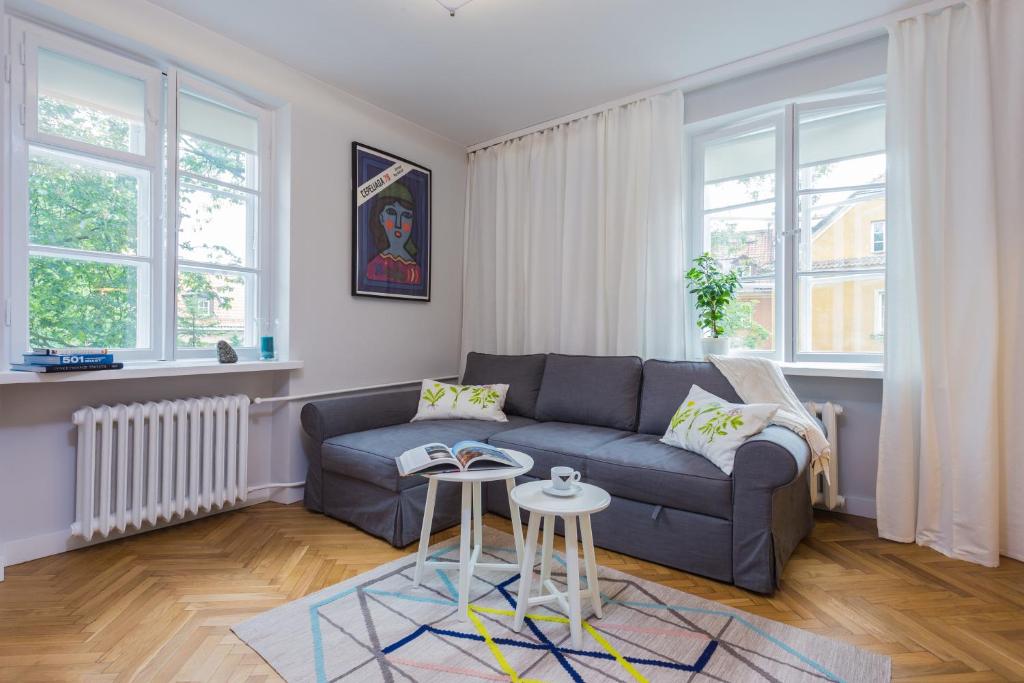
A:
300,353,813,594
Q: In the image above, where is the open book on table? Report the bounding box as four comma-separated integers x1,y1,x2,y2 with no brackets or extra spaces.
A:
397,441,519,476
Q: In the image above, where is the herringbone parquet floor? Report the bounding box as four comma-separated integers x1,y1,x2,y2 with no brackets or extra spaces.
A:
1,503,1022,682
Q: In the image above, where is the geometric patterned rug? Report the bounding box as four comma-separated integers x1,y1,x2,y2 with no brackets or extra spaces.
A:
233,528,891,682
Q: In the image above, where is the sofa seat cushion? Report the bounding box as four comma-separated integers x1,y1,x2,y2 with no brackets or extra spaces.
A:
322,416,536,492
487,422,631,476
586,433,733,519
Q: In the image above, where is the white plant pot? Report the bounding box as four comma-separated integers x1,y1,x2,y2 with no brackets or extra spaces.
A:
702,336,731,359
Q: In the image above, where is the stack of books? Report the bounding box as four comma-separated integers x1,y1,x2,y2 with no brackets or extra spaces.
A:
11,348,124,374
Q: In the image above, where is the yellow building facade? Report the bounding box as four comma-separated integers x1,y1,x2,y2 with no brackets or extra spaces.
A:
731,197,885,354
804,198,885,353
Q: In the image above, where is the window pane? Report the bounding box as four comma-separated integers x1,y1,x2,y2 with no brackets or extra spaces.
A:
798,103,884,190
799,153,885,191
704,172,774,211
798,273,885,353
178,180,255,267
179,90,258,153
177,269,254,348
724,279,774,352
703,125,776,210
29,255,143,349
178,133,254,187
704,201,776,277
798,189,885,272
29,147,147,255
175,87,262,356
37,48,146,155
704,126,775,182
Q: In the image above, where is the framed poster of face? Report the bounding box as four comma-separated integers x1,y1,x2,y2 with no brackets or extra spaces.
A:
351,142,432,301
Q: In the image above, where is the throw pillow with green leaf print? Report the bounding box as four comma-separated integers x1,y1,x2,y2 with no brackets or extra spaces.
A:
660,385,779,475
411,380,510,423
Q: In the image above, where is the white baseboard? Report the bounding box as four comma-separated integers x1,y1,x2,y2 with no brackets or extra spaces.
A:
0,489,286,573
839,494,877,519
270,486,304,505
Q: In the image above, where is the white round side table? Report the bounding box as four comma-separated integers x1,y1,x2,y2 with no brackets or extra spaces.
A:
509,480,611,648
412,449,534,620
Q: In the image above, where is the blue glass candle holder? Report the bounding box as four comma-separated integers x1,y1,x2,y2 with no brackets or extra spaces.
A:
260,335,275,360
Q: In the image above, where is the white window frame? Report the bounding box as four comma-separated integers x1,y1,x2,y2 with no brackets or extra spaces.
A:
2,17,274,365
688,89,885,364
690,111,786,360
23,30,162,167
7,19,164,362
169,72,273,361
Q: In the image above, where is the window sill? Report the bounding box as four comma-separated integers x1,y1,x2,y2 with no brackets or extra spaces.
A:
778,361,883,380
0,359,303,386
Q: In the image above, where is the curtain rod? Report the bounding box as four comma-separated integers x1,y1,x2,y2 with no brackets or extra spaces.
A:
465,0,964,153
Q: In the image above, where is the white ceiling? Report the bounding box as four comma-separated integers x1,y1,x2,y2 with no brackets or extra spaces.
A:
148,0,914,147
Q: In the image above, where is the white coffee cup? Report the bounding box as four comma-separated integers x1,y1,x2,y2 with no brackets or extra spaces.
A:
551,466,581,490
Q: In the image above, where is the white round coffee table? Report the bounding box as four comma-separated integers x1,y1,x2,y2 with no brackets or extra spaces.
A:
509,480,611,648
412,449,534,620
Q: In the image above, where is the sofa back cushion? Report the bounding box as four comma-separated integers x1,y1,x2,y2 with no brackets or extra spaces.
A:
461,352,547,418
637,360,742,435
535,354,643,431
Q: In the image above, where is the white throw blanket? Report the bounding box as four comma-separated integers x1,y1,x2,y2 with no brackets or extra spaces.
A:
709,355,831,482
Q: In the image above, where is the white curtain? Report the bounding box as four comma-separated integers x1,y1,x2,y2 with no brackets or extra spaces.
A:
461,90,686,360
878,0,1024,565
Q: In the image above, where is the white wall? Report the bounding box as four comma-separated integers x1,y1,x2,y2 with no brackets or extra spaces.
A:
687,37,889,518
0,0,467,570
789,376,883,518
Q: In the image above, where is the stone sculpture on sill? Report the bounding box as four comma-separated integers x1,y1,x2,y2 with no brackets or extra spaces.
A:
217,340,238,364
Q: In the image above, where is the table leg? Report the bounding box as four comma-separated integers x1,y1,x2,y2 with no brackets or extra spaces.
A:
564,515,583,648
539,514,554,597
580,513,603,618
472,481,483,552
513,511,541,633
457,482,472,620
412,477,438,586
505,478,524,565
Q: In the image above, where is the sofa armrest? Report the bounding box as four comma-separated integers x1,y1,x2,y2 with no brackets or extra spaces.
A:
300,387,421,444
731,426,814,594
735,426,811,488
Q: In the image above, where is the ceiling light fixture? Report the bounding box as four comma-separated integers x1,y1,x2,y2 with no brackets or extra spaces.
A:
434,0,475,17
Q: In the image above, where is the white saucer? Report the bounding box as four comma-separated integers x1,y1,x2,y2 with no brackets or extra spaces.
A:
542,483,582,497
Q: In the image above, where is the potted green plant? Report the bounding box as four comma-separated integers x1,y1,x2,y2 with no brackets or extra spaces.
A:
686,252,740,358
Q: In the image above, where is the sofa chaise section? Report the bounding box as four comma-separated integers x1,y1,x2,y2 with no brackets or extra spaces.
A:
299,355,548,547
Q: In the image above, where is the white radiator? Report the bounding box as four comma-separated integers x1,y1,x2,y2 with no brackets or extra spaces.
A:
71,395,250,541
805,401,844,511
